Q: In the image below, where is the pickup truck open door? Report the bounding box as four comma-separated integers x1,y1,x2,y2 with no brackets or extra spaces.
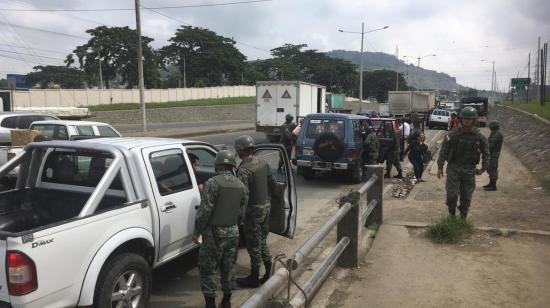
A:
253,144,297,239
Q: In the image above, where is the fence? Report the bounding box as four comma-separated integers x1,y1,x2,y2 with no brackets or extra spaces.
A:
11,85,255,108
242,165,384,308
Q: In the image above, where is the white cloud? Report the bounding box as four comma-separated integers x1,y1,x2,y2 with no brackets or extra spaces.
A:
0,0,548,90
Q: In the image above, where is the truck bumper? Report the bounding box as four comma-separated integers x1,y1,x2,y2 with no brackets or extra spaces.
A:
296,160,349,170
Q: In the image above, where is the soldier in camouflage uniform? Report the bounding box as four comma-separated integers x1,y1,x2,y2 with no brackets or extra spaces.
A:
193,150,248,308
483,120,503,191
437,107,489,218
279,114,296,171
234,135,276,288
384,122,403,179
363,124,380,165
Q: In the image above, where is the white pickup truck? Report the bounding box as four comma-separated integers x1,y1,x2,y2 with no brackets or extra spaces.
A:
0,138,296,307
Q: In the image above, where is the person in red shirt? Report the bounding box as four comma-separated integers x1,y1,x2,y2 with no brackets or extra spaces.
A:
449,113,460,130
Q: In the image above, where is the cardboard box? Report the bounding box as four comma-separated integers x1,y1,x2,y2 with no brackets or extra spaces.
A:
10,129,42,146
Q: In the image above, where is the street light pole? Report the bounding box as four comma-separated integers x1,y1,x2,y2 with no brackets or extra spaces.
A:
98,49,103,89
359,22,364,111
135,0,146,132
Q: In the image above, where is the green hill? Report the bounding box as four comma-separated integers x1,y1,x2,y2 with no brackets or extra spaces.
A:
326,50,464,91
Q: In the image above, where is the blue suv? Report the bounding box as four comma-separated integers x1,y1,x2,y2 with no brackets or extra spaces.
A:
294,113,368,183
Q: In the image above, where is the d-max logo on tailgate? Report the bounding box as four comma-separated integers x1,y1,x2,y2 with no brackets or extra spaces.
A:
32,239,54,248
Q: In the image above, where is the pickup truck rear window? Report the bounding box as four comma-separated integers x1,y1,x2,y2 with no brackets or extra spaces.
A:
97,126,120,137
306,119,345,140
41,150,123,190
30,124,69,140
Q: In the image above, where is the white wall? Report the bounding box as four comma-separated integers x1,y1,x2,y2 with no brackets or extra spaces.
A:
11,86,256,108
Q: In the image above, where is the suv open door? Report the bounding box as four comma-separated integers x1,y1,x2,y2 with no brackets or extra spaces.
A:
253,144,297,239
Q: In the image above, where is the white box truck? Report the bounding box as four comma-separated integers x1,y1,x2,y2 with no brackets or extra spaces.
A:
256,81,326,142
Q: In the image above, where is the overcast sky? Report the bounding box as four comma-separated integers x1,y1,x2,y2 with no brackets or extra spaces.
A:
0,0,549,90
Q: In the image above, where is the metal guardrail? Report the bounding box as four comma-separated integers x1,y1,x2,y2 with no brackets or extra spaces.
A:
241,165,384,308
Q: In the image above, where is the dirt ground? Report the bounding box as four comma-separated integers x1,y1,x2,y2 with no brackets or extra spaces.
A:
314,128,550,308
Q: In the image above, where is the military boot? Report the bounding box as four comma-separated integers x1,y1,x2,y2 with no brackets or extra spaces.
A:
460,211,468,219
393,172,403,179
260,260,272,284
204,295,216,308
221,293,231,308
484,180,497,191
236,269,260,288
482,181,491,189
448,207,456,217
384,172,391,179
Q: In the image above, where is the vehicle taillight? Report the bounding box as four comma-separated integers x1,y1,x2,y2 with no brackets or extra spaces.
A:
348,148,358,160
7,152,16,161
7,251,37,296
295,146,303,156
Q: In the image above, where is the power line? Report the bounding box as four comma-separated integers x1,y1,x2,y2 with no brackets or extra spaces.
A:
143,4,271,53
0,48,65,60
0,0,274,12
0,23,89,39
1,43,70,55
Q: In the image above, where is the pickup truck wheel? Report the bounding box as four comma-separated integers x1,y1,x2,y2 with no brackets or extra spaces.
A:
95,253,151,308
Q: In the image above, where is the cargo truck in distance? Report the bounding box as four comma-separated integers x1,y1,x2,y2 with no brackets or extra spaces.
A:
387,91,436,119
256,81,326,143
460,97,489,127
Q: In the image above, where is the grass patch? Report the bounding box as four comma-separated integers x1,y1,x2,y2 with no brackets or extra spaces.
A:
503,101,550,121
425,216,473,244
88,96,255,112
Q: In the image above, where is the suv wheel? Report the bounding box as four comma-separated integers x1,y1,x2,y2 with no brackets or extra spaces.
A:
94,253,151,308
349,160,363,184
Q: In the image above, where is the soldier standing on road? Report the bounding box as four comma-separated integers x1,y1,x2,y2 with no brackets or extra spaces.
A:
234,135,276,288
384,122,404,179
279,114,296,170
193,150,248,308
484,120,503,191
437,107,489,219
363,125,380,165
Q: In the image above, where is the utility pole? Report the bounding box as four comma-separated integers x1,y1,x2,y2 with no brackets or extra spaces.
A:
359,22,364,111
395,45,399,91
98,49,103,89
543,43,548,106
537,37,541,102
490,61,495,103
183,56,187,88
527,53,530,103
135,0,147,132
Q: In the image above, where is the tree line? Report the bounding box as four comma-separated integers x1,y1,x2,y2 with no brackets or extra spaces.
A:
23,25,412,101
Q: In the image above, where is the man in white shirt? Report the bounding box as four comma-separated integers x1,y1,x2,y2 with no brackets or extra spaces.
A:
399,120,411,140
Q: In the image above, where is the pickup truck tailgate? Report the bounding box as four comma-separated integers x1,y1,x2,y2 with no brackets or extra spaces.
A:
0,240,9,303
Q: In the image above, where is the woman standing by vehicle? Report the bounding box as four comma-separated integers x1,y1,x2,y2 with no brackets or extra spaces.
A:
405,131,429,182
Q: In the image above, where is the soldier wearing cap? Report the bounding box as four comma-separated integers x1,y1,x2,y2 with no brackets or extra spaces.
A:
437,107,489,218
234,135,276,288
193,150,248,308
279,114,296,168
484,120,503,191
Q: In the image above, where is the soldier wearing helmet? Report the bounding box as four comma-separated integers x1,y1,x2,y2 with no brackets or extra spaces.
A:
437,106,489,219
279,114,297,166
483,120,503,191
193,150,249,308
234,135,276,288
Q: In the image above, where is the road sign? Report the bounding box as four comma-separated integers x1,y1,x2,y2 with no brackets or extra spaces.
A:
511,78,530,88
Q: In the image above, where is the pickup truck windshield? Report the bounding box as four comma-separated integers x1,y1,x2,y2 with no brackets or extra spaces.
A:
30,124,69,140
306,119,345,140
41,150,122,189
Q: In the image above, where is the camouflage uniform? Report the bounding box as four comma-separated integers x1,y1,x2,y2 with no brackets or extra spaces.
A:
438,127,489,216
195,170,248,298
237,158,274,275
487,128,503,182
384,122,403,178
363,130,380,164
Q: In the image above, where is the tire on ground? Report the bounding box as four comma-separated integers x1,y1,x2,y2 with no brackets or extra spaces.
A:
94,253,152,308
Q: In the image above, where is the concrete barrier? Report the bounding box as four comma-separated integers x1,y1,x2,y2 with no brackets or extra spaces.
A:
12,86,256,108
